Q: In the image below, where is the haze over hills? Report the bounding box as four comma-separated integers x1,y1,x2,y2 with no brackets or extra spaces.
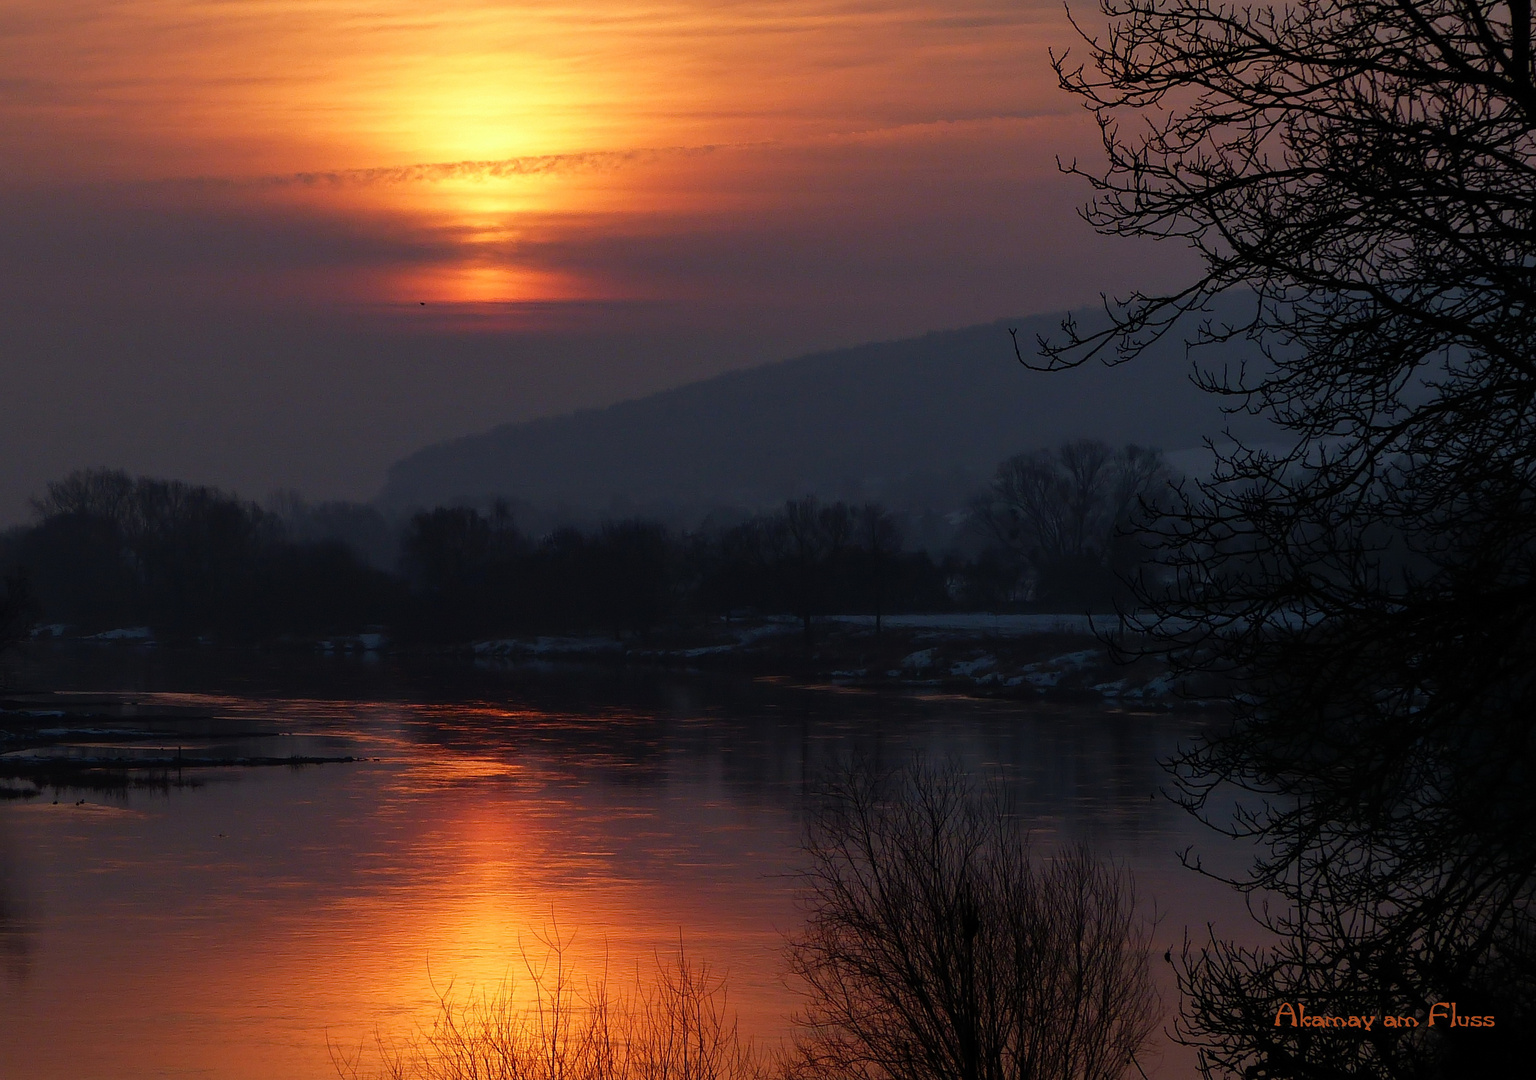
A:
379,308,1271,532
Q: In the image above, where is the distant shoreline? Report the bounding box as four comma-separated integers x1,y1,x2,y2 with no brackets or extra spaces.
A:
12,612,1229,711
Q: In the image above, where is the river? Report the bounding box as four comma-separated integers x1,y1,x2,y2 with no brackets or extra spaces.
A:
0,648,1252,1079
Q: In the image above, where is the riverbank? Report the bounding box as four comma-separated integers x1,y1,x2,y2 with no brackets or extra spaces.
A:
15,612,1223,711
460,613,1213,707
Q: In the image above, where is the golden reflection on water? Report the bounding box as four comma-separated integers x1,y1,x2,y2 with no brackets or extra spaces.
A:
0,694,804,1079
0,680,1241,1079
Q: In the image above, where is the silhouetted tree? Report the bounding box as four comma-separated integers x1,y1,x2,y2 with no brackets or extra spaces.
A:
32,467,140,523
696,504,945,627
973,441,1171,609
400,505,530,638
402,507,494,597
15,469,398,640
699,519,774,623
778,498,855,648
13,511,139,630
0,570,37,664
269,490,398,570
855,504,902,635
590,520,675,639
1047,1,1536,1075
253,541,402,637
10,470,1094,645
530,526,598,634
943,547,1029,612
788,760,1159,1080
777,499,821,644
25,469,282,636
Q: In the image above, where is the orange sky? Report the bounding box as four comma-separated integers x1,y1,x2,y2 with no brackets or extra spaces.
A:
0,1,1184,516
3,2,1068,171
1,1,1079,305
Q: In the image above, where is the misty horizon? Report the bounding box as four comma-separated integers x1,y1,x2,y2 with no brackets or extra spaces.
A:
0,2,1194,530
0,301,1249,528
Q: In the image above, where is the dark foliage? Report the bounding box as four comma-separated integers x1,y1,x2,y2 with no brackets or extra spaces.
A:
972,440,1173,610
0,450,1169,644
396,512,683,641
0,569,38,656
1048,1,1536,1076
695,499,951,641
0,471,955,644
268,490,397,570
399,497,950,644
4,469,400,641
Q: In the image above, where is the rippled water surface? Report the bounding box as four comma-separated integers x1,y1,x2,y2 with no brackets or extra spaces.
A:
0,650,1250,1079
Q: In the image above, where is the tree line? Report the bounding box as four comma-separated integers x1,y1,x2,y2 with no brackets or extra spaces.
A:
0,442,1174,645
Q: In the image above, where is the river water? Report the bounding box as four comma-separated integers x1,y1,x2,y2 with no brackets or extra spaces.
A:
0,650,1253,1079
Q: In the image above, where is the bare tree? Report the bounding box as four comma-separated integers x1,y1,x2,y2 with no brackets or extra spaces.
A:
787,761,1159,1080
856,504,902,635
973,441,1171,607
31,467,140,526
778,498,854,649
0,570,37,682
28,468,282,635
1042,1,1536,1076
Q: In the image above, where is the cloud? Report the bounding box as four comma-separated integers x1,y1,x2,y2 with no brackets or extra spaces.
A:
242,145,734,188
193,112,1060,191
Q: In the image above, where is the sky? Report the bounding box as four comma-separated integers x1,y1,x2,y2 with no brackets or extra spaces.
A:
0,1,1187,522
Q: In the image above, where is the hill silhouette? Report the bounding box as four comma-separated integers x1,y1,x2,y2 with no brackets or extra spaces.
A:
378,309,1263,523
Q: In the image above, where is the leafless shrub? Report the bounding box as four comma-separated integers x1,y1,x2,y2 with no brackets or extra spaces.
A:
332,933,769,1080
786,761,1159,1080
